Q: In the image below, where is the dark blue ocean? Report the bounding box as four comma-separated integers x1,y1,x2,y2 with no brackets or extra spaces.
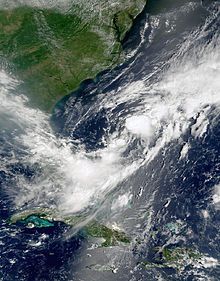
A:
0,0,220,280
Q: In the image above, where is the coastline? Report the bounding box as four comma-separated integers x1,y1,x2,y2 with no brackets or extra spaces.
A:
0,1,147,112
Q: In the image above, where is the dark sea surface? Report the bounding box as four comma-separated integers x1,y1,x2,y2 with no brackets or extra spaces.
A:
0,0,220,280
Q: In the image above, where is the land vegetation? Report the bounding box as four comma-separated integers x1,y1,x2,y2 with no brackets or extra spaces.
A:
0,1,146,111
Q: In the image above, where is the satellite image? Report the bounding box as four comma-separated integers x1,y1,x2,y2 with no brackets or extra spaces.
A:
0,0,220,280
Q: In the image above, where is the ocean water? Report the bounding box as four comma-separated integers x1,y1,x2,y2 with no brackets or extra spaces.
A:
0,0,220,280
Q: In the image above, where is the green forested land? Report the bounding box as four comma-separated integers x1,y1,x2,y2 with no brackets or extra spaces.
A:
0,1,146,111
9,209,130,247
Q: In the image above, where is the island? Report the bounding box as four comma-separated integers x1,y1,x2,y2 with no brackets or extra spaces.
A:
9,207,131,247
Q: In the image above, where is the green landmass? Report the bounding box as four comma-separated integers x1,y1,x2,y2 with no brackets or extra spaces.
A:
9,208,130,247
84,222,130,247
0,1,146,111
162,247,202,264
141,246,202,271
